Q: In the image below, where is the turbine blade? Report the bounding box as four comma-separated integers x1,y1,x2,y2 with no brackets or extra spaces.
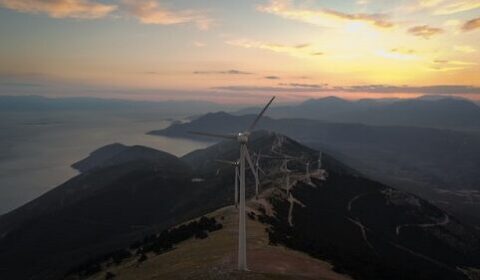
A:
189,131,236,140
247,96,275,132
244,146,259,197
255,153,266,175
258,166,266,175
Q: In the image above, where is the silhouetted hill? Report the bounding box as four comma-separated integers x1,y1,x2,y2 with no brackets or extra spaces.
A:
72,144,181,173
1,133,479,280
0,146,203,279
348,98,480,128
236,96,480,129
71,143,129,173
151,113,480,226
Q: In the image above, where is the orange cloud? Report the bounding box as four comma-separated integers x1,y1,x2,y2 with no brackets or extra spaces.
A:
407,25,444,38
429,59,476,71
226,38,323,58
122,0,213,30
462,17,480,31
433,0,480,15
257,0,394,29
454,45,476,53
417,0,480,15
0,0,116,19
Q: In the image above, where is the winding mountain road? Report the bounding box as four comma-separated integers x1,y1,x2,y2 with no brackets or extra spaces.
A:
396,213,450,236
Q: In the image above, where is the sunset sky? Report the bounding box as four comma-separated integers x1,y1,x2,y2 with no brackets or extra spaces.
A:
0,0,479,103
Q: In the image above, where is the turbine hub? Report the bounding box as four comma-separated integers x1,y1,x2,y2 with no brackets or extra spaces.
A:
237,132,249,143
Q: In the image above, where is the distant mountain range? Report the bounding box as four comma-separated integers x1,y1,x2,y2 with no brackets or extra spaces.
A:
0,95,232,116
150,113,480,226
237,96,480,129
0,132,479,280
3,95,480,129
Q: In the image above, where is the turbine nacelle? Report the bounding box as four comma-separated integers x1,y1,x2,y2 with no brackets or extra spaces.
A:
237,132,249,143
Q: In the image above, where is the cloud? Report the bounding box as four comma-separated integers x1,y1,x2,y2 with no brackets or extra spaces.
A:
417,0,480,15
141,71,160,75
193,41,206,47
0,0,116,19
122,0,213,30
343,84,480,94
433,0,480,15
356,0,371,5
407,25,443,38
429,59,477,71
391,48,416,55
214,83,480,94
213,85,325,92
214,83,331,93
454,45,476,53
226,38,322,58
193,69,253,75
257,0,395,29
279,83,328,89
377,48,418,60
462,17,480,31
265,76,280,80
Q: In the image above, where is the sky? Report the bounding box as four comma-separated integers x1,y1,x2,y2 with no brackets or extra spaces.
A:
0,0,479,104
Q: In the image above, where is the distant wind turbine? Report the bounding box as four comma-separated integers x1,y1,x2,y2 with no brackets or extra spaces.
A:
318,152,322,171
190,96,275,271
253,152,266,199
305,162,312,184
216,159,240,208
262,155,296,195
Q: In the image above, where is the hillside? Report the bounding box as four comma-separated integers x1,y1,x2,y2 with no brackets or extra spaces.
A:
78,206,351,280
1,132,479,280
181,132,480,280
150,113,480,226
0,145,220,280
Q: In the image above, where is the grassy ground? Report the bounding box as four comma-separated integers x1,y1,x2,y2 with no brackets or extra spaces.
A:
87,203,352,280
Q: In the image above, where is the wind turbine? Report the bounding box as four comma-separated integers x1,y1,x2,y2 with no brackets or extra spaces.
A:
304,162,312,184
216,159,239,208
190,96,275,271
317,152,322,171
254,152,266,176
262,155,295,195
253,152,266,199
283,159,293,195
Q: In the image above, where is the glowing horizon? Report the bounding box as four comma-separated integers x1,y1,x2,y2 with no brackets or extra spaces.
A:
0,0,479,104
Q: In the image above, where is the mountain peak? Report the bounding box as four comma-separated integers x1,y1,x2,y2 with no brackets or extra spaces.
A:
72,143,181,173
301,96,349,106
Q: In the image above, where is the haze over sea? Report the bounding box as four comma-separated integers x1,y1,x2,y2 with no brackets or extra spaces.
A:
0,110,210,215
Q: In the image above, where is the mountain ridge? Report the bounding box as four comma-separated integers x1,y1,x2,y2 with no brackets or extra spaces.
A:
235,96,480,129
1,132,479,280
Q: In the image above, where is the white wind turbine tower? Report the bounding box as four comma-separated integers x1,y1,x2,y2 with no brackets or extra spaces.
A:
318,152,322,171
282,159,293,195
190,96,275,271
305,161,312,184
264,155,294,195
253,152,266,199
216,159,240,208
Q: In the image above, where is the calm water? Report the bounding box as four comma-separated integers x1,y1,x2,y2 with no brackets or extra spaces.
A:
0,111,211,215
